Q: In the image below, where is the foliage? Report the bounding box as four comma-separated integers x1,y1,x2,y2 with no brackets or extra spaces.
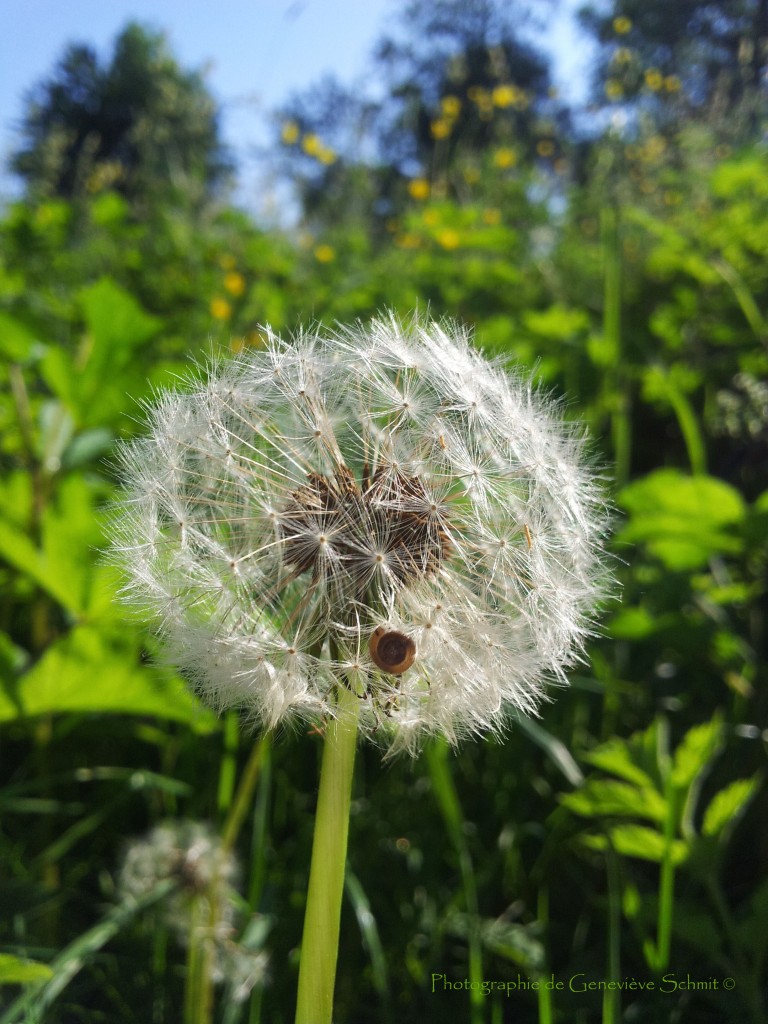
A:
11,22,232,205
1,4,766,1023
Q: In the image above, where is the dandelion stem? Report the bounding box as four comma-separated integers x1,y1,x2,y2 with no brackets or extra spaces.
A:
295,684,361,1024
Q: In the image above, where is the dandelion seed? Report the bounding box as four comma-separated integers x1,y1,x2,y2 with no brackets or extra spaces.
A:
109,314,611,754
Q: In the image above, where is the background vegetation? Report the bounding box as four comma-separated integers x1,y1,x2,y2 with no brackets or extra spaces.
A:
1,1,766,1021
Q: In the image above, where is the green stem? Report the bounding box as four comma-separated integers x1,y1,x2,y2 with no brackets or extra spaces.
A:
295,685,361,1024
221,732,271,854
426,740,484,1024
601,204,631,488
654,780,677,972
603,848,621,1024
536,887,553,1024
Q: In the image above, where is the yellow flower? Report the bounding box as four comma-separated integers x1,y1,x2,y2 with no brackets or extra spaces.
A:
441,95,461,118
605,79,625,100
314,244,336,263
536,139,555,158
436,228,461,250
430,119,452,139
210,298,232,320
224,272,246,297
612,46,633,64
302,134,321,156
644,68,663,91
317,147,336,165
492,84,518,108
613,16,632,34
482,208,501,225
493,147,517,169
281,121,300,144
408,178,430,200
664,75,682,92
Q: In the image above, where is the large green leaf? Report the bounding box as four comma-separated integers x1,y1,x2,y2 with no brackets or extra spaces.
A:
618,470,745,569
0,624,217,732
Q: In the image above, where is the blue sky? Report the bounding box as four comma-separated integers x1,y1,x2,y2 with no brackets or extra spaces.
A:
0,0,592,212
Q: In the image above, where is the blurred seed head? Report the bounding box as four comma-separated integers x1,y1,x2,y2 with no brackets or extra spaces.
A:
109,314,612,752
119,820,268,998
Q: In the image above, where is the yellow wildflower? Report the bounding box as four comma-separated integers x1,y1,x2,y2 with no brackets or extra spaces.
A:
605,79,624,100
613,16,632,34
430,119,452,139
210,298,231,320
302,134,321,156
441,95,461,118
317,147,337,165
492,84,518,108
644,68,663,91
493,147,518,169
408,178,431,200
436,228,461,250
612,47,633,64
281,121,300,144
224,272,246,297
314,244,336,263
664,75,682,92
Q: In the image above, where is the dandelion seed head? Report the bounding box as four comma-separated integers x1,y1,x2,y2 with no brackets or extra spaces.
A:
109,314,611,753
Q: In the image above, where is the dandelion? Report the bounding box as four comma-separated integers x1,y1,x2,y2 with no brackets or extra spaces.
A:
436,228,461,249
109,315,610,1023
644,68,664,91
110,315,609,751
119,821,268,1010
613,15,632,34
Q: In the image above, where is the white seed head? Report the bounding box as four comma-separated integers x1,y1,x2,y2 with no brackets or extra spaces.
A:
109,314,612,753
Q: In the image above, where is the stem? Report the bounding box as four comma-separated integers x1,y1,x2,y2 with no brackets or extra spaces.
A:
601,204,631,488
426,740,484,1024
654,779,677,972
221,732,270,854
295,685,361,1024
603,848,621,1024
536,887,553,1024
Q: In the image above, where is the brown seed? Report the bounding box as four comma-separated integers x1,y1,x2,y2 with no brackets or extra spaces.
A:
369,627,416,675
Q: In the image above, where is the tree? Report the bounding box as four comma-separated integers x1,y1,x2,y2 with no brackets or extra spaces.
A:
580,0,768,130
274,0,561,230
11,22,232,204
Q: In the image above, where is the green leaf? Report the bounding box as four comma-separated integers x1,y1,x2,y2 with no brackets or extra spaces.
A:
619,470,745,569
0,955,53,986
583,825,688,865
582,738,656,789
561,780,666,823
0,624,217,732
670,716,724,790
702,776,760,838
0,313,37,361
